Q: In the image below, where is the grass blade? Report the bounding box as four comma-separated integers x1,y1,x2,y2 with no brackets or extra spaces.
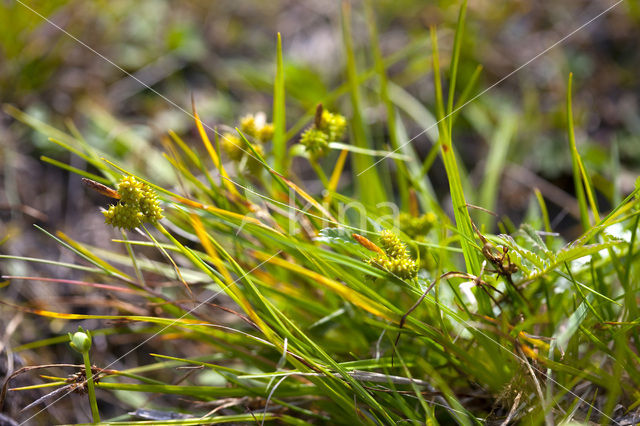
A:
430,27,481,278
272,33,287,173
341,2,386,207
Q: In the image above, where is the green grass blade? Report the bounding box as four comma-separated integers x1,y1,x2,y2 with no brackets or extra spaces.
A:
40,156,110,184
479,111,517,229
341,2,386,207
272,33,287,173
430,27,481,278
364,0,409,209
446,0,467,136
534,188,554,247
566,73,598,229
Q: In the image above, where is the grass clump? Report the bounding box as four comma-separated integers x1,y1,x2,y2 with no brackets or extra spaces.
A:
1,2,639,425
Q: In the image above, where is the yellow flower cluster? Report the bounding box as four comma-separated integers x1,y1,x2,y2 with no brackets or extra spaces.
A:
367,230,418,280
300,106,347,160
399,212,437,238
399,212,437,270
221,113,272,173
300,128,329,158
103,176,163,230
239,114,274,143
379,230,410,258
221,133,246,162
319,109,347,142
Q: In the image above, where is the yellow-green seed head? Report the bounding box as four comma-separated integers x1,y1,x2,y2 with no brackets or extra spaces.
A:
103,176,163,230
367,254,418,280
258,123,274,142
221,133,245,162
399,212,437,238
117,176,144,203
239,115,258,138
366,230,418,279
300,128,329,159
320,110,347,142
388,256,418,279
138,188,163,224
379,230,409,259
103,204,142,229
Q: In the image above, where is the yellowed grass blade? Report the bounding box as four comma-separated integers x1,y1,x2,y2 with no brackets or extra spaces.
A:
252,250,392,320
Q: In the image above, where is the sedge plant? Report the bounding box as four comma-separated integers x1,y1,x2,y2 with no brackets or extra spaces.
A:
2,2,640,425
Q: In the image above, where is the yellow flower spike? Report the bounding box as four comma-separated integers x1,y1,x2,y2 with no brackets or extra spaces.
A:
366,230,418,280
388,256,419,280
320,110,347,142
300,127,329,159
399,212,437,238
258,123,274,142
299,104,347,160
352,233,385,255
221,132,245,162
103,176,163,230
239,114,258,138
367,255,418,280
379,230,409,259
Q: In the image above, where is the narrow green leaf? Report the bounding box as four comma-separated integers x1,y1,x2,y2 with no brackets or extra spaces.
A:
272,33,287,173
567,73,599,230
446,0,468,136
40,156,110,184
431,27,481,279
341,2,386,207
479,112,517,229
364,0,409,208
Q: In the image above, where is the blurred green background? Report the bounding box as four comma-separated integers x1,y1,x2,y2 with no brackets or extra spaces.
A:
2,0,639,235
